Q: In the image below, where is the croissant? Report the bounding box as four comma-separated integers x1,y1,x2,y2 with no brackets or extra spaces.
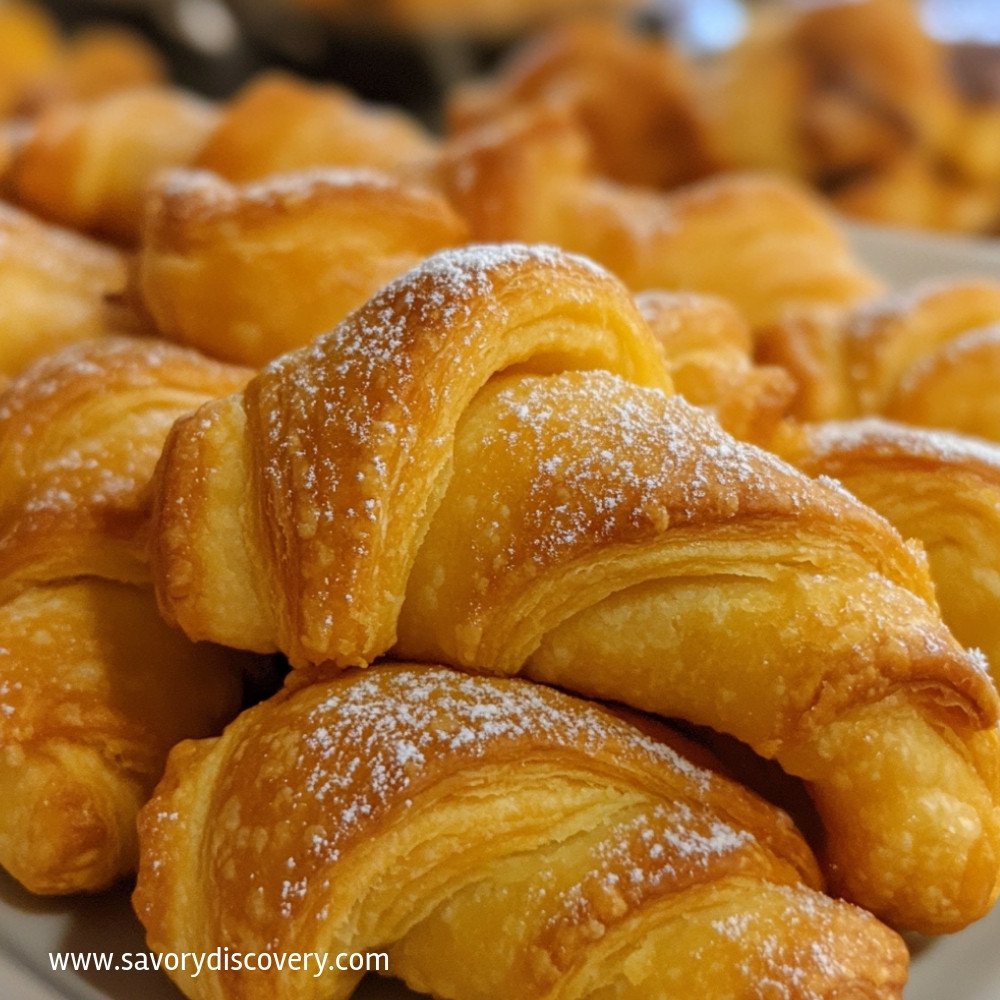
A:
135,662,908,999
448,18,714,190
7,86,218,243
781,417,1000,686
195,73,437,184
0,337,254,894
436,106,882,326
0,202,145,380
757,278,1000,438
697,6,816,179
152,243,670,662
790,0,962,162
151,245,1000,932
137,168,468,366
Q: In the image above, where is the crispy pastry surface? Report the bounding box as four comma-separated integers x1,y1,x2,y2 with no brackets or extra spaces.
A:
152,243,669,665
0,337,253,598
758,278,1000,438
152,246,1000,931
398,370,1000,931
786,417,1000,687
448,18,715,189
0,580,241,894
0,337,252,894
135,663,908,1000
138,168,468,366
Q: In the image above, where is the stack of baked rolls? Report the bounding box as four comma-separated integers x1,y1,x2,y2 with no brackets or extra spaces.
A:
0,5,999,999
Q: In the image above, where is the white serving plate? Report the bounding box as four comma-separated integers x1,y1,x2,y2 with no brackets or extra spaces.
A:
2,221,999,999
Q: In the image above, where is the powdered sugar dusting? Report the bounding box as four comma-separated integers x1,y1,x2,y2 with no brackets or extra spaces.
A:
218,665,724,923
476,372,819,570
250,244,618,652
0,338,246,525
0,677,19,718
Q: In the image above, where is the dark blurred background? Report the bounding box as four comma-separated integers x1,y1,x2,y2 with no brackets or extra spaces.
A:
27,1,1000,118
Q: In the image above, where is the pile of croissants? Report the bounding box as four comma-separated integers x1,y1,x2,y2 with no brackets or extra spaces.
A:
2,2,1000,998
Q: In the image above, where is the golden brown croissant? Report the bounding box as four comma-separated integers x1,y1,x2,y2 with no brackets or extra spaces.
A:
151,243,670,664
448,18,715,190
135,662,908,999
8,86,218,243
138,168,468,366
757,278,1000,438
782,417,1000,686
151,245,1000,932
0,202,145,380
195,73,437,184
790,0,962,163
636,290,794,443
436,106,882,326
0,337,254,894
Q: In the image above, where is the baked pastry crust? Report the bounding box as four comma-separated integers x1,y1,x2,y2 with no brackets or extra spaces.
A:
438,106,882,325
636,289,794,442
758,278,1000,439
449,18,714,189
135,663,908,999
151,243,669,665
0,337,253,894
784,417,1000,687
138,168,468,366
8,86,217,243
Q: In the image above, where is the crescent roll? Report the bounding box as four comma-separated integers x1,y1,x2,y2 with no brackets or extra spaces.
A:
135,663,908,1000
150,245,1000,931
0,337,254,894
138,168,468,366
396,370,1000,932
758,278,1000,438
437,106,882,326
151,243,670,665
785,417,1000,686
